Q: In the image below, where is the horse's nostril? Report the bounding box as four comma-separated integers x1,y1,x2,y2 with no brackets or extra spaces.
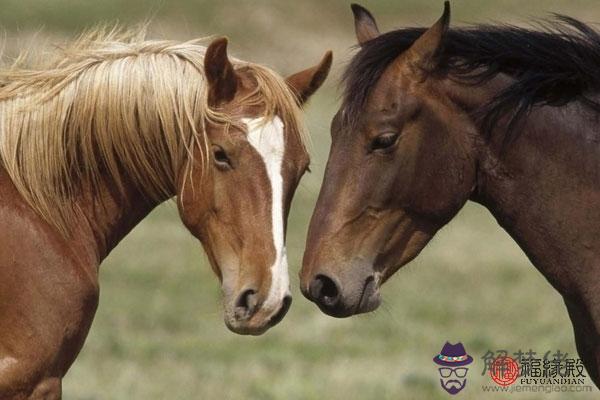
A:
310,274,340,307
234,289,258,320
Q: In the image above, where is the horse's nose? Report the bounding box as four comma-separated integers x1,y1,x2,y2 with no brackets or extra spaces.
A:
308,274,342,312
234,288,259,321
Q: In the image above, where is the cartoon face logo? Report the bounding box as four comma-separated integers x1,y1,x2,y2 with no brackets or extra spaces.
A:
433,342,473,395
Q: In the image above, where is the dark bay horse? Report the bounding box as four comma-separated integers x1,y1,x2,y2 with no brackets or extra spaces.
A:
301,2,600,387
0,28,331,398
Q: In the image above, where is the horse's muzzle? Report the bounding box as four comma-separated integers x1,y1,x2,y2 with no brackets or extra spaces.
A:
302,270,381,318
224,292,292,335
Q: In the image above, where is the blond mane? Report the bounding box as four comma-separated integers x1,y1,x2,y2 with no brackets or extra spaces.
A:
0,26,307,234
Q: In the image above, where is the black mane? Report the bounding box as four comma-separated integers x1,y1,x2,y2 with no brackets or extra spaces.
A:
342,16,600,142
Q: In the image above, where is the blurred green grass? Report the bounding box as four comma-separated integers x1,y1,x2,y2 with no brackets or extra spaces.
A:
2,1,599,399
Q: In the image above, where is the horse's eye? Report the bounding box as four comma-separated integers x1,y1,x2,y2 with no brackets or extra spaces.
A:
212,145,231,169
370,132,399,152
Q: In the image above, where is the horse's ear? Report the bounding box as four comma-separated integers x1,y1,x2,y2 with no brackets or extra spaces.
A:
204,37,238,106
351,4,380,45
406,1,450,72
285,51,333,105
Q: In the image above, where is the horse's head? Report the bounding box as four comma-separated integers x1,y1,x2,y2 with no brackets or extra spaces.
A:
178,38,331,334
301,3,477,317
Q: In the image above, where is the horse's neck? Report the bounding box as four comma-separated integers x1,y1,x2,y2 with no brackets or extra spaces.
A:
70,176,166,263
466,83,600,297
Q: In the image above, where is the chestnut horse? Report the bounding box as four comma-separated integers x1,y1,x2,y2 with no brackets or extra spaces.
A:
301,2,600,387
0,28,331,398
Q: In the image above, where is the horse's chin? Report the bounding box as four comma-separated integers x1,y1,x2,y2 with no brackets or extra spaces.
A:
223,315,278,336
223,297,292,335
225,320,271,336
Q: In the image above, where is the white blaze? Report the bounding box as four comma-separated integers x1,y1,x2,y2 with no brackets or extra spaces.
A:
242,116,290,310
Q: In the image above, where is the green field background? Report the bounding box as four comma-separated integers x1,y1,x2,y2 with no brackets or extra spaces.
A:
2,1,598,399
